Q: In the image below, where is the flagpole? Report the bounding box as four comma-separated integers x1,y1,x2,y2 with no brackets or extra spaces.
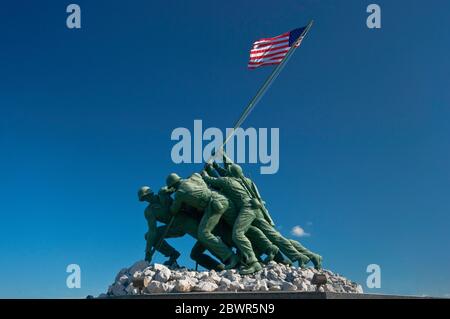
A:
151,22,314,265
210,20,314,162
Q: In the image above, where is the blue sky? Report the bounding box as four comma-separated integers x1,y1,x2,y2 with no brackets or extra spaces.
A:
0,0,449,298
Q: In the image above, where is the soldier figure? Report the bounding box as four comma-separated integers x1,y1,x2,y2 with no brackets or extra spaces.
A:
165,173,241,270
202,163,318,272
138,186,225,270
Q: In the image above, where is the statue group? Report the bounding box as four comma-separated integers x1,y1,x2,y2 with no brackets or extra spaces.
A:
138,152,322,275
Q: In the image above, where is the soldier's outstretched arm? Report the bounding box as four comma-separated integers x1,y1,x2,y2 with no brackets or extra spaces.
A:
201,171,225,189
159,186,175,195
222,152,233,170
169,192,184,215
204,163,219,177
212,161,229,177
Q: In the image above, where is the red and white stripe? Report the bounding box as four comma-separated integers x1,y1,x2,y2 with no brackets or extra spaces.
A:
248,32,302,69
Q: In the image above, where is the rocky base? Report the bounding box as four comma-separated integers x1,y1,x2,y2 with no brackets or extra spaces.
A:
101,260,363,297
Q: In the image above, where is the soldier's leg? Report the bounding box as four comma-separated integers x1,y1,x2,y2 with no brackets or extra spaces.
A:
273,251,293,265
197,195,236,264
290,239,322,270
190,241,224,271
232,208,259,266
252,218,310,268
221,203,275,263
212,220,234,248
153,225,184,259
246,226,279,263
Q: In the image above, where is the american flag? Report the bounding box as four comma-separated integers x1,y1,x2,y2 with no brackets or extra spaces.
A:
248,27,306,69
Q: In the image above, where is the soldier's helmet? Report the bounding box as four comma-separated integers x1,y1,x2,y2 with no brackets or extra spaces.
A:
166,173,181,188
138,186,153,201
228,164,243,178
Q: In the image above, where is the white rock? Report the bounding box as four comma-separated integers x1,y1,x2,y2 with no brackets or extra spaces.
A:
128,260,149,275
154,267,171,282
125,284,140,295
242,283,256,291
170,271,183,280
293,278,310,292
194,281,218,292
143,268,155,277
145,281,172,293
153,263,168,271
115,268,128,282
143,276,152,288
196,272,209,280
219,277,231,288
217,284,230,292
209,273,222,284
229,281,243,291
174,279,193,293
282,282,297,291
133,271,143,279
269,285,281,291
117,275,129,285
302,269,314,280
259,280,269,291
145,281,162,293
165,282,175,292
109,283,126,296
355,285,364,294
266,269,279,281
324,284,335,292
267,280,284,288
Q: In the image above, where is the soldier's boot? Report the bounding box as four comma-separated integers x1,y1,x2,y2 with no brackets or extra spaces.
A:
163,251,181,268
224,254,240,270
273,251,292,266
239,261,262,275
215,263,225,271
263,245,279,264
295,254,311,269
309,254,322,270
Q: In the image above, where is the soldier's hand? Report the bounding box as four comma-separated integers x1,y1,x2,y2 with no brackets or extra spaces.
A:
161,186,175,194
212,161,219,169
204,162,212,170
160,186,169,193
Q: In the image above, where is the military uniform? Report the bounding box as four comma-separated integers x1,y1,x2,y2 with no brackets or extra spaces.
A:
143,187,222,270
203,171,310,268
169,173,238,264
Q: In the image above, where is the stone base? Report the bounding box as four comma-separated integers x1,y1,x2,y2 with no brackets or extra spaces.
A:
105,261,365,297
108,291,434,299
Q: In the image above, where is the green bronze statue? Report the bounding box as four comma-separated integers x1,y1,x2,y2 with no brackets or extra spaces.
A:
137,149,323,274
138,185,224,270
202,162,318,272
166,173,241,269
